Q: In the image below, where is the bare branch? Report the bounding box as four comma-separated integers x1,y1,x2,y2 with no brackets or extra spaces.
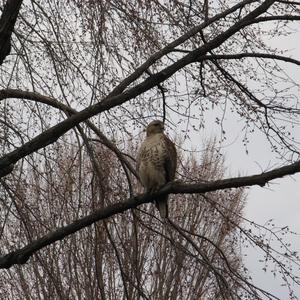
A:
109,0,257,96
0,89,138,178
0,0,23,65
201,53,300,66
276,0,300,4
255,15,300,22
0,0,277,178
0,158,299,269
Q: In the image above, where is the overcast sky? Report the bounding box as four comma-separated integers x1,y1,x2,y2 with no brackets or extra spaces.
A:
244,26,300,299
181,21,300,298
224,124,300,298
223,27,300,299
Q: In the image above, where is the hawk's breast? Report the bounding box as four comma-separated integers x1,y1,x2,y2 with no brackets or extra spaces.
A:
137,134,168,190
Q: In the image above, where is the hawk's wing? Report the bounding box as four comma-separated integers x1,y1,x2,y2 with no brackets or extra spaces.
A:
163,135,177,182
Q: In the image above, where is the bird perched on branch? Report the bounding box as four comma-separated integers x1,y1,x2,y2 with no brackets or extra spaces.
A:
137,120,177,219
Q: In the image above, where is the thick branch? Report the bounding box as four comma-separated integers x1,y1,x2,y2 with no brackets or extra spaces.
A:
0,89,138,178
255,15,300,22
109,0,256,95
0,0,276,177
0,159,299,269
0,0,22,65
201,53,300,66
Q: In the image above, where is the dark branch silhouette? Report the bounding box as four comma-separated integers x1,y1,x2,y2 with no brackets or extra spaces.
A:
0,0,276,178
0,159,299,269
0,0,23,65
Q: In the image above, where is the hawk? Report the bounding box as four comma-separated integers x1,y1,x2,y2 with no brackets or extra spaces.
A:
137,120,177,218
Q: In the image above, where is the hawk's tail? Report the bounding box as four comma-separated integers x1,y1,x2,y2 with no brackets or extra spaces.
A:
155,195,168,219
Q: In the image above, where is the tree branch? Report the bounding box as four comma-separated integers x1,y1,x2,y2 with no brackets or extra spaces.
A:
0,0,23,65
200,53,300,66
0,89,138,178
0,0,276,178
0,158,299,269
109,0,256,96
255,15,300,22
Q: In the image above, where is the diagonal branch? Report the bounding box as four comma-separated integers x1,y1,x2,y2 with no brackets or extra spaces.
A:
0,158,299,269
0,0,276,178
109,0,257,96
0,89,138,178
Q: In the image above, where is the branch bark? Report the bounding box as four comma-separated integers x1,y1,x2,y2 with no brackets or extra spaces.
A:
0,0,23,65
200,53,300,66
0,158,299,269
0,0,276,178
0,89,138,178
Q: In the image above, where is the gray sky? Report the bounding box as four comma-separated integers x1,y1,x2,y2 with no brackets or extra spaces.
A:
185,25,300,298
243,26,300,299
225,27,300,298
224,128,300,298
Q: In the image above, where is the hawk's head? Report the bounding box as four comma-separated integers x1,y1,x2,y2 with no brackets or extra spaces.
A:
146,120,164,136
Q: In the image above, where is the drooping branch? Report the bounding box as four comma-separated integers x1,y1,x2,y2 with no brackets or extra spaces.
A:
0,89,138,178
0,0,23,65
0,0,276,178
201,53,300,66
255,15,300,22
109,0,257,96
0,158,299,269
